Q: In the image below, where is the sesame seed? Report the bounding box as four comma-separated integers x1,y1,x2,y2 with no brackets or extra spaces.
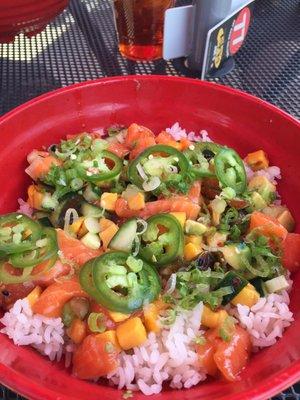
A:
188,145,195,150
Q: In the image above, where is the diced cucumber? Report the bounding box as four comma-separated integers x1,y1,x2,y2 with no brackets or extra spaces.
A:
84,217,101,234
215,271,249,305
248,176,276,204
42,193,58,210
83,184,101,202
81,232,101,250
185,220,207,236
250,277,268,297
221,243,251,270
251,192,267,210
108,218,137,252
81,203,103,218
265,275,289,294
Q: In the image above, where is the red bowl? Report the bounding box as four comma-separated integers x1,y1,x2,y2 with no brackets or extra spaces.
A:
0,0,69,43
0,76,299,400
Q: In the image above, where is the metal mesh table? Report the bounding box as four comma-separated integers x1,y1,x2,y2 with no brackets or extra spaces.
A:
0,0,299,398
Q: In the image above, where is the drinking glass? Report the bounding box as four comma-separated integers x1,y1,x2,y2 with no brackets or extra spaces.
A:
113,0,174,61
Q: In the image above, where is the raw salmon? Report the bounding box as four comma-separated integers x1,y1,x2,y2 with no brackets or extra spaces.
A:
139,197,200,220
33,260,72,287
124,123,155,147
129,136,156,160
249,211,288,241
108,142,129,158
0,282,35,310
25,150,62,181
32,277,88,318
115,197,200,220
187,181,202,204
214,325,251,381
57,229,102,266
73,334,119,379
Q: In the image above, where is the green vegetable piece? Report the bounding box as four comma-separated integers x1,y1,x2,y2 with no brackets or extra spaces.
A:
215,148,247,194
87,312,106,333
128,145,190,192
250,277,268,297
76,150,122,184
264,275,289,294
10,228,58,269
184,142,221,178
109,218,137,253
219,316,236,342
185,220,207,236
0,213,43,255
139,214,184,267
62,302,75,327
0,253,57,284
221,243,251,271
79,252,161,314
215,271,249,305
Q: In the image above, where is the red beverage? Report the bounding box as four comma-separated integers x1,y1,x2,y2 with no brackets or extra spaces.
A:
113,0,174,61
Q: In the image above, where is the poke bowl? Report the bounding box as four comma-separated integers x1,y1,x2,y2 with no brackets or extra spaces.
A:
0,76,299,400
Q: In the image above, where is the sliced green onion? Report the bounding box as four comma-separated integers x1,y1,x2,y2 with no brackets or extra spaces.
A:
241,254,270,278
66,169,78,180
87,312,106,333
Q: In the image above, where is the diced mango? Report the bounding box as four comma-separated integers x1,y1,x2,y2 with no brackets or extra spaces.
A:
244,150,269,171
185,235,203,246
26,286,42,307
27,185,44,210
99,217,114,231
170,212,186,228
100,223,119,250
116,317,147,350
77,218,89,238
100,193,119,211
231,284,260,307
128,192,145,211
96,330,122,353
201,305,228,329
70,216,85,235
144,303,160,333
67,318,87,345
184,242,202,261
108,310,130,323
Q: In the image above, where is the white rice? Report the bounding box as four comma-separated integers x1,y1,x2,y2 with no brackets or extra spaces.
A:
244,161,281,185
166,123,212,142
231,289,293,351
108,303,207,395
0,299,65,362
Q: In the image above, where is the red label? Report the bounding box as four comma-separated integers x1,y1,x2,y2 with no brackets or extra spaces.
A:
229,7,251,55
